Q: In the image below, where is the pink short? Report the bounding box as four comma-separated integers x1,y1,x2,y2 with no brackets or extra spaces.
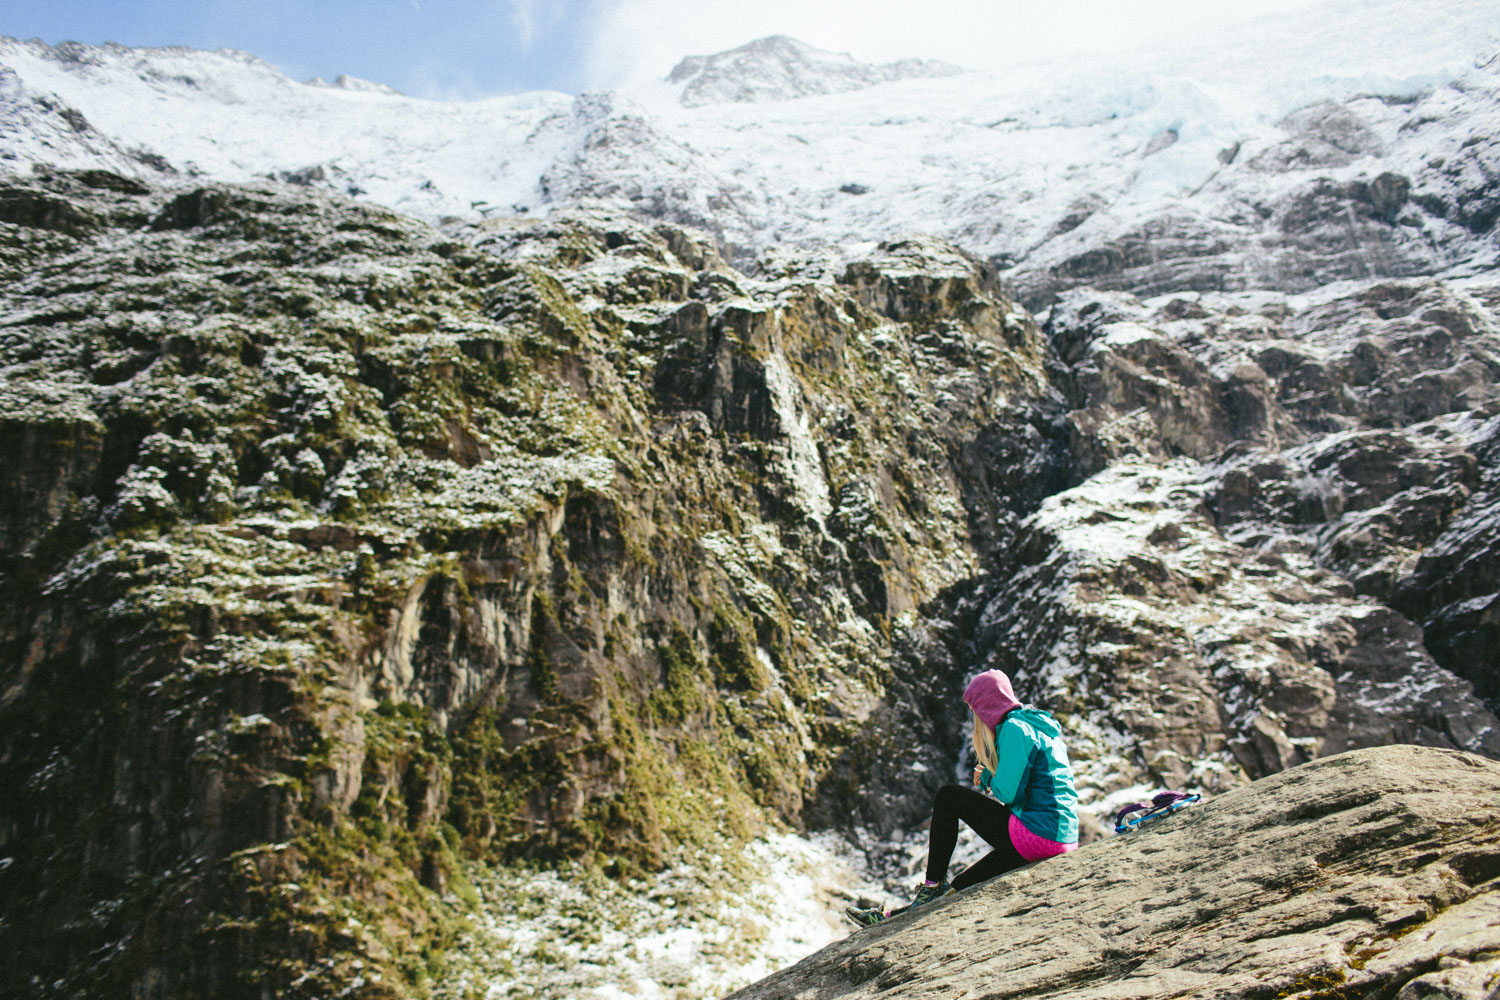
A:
1009,813,1077,863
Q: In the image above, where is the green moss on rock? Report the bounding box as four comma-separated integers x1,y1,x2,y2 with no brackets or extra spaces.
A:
2,173,1056,999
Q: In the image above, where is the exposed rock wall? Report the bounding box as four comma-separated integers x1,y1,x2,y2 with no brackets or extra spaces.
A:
977,278,1500,812
727,745,1500,1000
2,166,1497,999
0,170,1061,998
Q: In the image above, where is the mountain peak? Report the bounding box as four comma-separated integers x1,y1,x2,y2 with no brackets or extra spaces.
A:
304,73,404,96
665,35,963,108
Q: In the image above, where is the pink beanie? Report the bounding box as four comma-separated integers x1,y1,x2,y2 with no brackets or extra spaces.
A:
964,669,1021,728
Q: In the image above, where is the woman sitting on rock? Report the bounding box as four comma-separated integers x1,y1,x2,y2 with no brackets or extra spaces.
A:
849,669,1079,925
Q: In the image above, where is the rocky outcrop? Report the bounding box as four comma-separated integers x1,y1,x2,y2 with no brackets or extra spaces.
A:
972,459,1499,804
727,744,1500,1000
1013,170,1442,310
0,169,1060,998
1007,72,1500,310
987,278,1500,810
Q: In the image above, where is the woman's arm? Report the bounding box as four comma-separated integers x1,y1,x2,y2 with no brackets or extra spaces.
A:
987,719,1035,805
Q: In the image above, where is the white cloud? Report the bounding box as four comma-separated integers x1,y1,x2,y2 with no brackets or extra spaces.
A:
503,0,570,53
507,0,539,49
578,0,1305,88
574,0,1490,91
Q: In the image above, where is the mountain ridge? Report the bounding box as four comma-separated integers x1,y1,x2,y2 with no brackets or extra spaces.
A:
3,21,1496,307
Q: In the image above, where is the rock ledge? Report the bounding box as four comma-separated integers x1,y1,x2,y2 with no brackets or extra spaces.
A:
728,745,1500,1000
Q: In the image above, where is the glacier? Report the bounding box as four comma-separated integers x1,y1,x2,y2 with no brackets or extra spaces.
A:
3,0,1498,307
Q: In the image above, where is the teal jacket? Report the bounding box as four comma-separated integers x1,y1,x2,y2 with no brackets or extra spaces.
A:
978,707,1079,844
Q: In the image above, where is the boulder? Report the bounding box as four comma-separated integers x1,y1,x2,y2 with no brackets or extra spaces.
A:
726,744,1500,1000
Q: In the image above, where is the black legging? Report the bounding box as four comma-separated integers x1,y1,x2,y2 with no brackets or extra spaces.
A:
925,784,1028,891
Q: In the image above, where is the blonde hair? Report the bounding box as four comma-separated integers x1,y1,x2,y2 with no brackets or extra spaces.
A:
972,714,998,775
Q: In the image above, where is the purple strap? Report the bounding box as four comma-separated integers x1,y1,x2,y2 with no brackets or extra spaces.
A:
1114,801,1153,827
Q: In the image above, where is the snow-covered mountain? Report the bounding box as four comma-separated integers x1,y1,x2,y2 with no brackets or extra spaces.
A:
665,34,962,107
3,0,1497,306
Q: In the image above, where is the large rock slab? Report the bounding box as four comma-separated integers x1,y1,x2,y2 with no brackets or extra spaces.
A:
726,745,1500,1000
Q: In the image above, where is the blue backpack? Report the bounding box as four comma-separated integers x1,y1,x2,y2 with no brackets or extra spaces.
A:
1113,791,1200,834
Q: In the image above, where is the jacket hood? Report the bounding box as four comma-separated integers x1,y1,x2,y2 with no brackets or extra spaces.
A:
963,669,1021,728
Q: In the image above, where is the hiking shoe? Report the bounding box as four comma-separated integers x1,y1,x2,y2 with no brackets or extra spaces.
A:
909,881,951,909
845,904,888,927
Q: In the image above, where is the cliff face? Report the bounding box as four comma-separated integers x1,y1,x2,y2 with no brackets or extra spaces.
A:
967,279,1500,802
727,745,1500,1000
0,168,1063,997
1,166,1497,998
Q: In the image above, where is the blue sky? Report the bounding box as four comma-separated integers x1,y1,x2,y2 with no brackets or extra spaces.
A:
0,0,599,97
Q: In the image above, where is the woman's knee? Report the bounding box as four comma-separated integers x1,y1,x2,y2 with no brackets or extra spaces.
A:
933,783,971,809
